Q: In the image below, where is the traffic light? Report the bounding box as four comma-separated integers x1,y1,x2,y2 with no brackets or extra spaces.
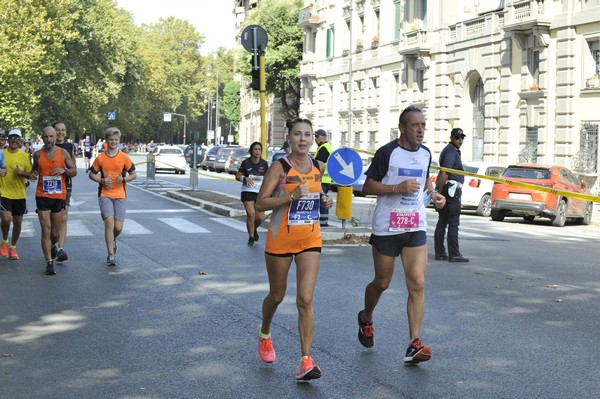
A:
250,58,260,90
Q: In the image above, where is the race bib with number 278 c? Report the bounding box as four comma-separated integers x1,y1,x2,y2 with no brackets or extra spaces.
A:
388,209,419,231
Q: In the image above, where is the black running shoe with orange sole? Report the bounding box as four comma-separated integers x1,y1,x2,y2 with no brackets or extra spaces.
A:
357,310,374,348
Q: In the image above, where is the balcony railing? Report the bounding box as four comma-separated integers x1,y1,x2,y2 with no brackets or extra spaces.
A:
448,12,504,42
298,6,319,27
398,29,431,56
571,147,598,174
504,0,551,31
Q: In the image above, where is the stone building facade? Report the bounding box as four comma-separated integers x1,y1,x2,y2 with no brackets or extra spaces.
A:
298,0,600,191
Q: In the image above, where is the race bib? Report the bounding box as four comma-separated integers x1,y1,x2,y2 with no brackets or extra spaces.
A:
288,192,320,225
249,175,263,190
42,176,63,195
389,209,419,232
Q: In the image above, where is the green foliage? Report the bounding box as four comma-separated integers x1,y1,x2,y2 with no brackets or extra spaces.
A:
245,0,303,118
38,0,142,140
223,80,241,129
0,0,76,134
0,0,241,143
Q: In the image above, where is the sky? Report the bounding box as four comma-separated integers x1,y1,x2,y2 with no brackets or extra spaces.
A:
117,0,238,55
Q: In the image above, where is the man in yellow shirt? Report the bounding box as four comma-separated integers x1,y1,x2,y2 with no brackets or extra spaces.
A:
0,129,32,260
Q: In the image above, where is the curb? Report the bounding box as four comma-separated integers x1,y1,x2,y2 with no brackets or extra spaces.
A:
166,190,372,242
166,191,246,218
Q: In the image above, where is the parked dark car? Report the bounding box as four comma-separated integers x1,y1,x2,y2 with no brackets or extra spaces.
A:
213,146,240,173
267,149,287,165
227,147,251,174
491,163,593,226
200,145,226,171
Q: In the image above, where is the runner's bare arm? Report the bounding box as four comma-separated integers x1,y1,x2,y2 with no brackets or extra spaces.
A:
363,177,420,196
63,150,77,177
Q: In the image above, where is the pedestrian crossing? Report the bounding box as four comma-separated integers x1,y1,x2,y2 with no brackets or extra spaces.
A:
14,209,600,242
16,216,258,239
130,176,189,193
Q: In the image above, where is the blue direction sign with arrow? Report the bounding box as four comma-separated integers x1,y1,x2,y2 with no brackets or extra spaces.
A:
327,148,363,186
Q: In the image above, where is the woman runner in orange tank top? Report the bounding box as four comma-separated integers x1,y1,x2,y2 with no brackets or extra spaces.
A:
254,118,333,380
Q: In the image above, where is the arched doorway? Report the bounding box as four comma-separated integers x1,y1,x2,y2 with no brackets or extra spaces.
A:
471,78,485,161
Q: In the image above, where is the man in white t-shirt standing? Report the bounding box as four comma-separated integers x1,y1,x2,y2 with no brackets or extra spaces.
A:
357,105,445,365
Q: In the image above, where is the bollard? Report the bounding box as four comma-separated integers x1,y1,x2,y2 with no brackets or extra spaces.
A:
336,186,353,229
189,143,198,189
146,153,156,186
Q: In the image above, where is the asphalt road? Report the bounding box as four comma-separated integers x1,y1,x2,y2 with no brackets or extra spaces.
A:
1,159,600,398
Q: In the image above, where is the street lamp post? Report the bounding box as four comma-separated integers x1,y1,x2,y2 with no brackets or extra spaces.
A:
165,112,187,144
215,68,220,145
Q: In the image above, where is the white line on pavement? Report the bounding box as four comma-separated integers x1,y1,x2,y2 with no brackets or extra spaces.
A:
158,218,210,234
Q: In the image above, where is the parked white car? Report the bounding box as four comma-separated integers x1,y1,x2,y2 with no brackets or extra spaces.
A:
151,145,187,174
462,162,506,217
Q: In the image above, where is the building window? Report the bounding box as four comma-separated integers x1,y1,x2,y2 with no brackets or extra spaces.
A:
326,25,334,58
529,49,540,86
572,122,598,173
393,1,401,41
310,31,317,53
327,83,334,111
519,128,538,163
416,69,425,93
368,131,376,151
354,131,361,148
341,131,348,147
585,39,600,88
418,0,428,27
374,10,380,38
390,127,398,141
391,73,400,107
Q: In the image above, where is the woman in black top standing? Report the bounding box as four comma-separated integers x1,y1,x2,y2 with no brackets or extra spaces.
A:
236,141,269,246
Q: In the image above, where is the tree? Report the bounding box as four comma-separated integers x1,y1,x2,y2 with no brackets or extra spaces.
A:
37,0,143,140
223,80,241,129
0,0,77,134
137,17,205,143
243,0,303,119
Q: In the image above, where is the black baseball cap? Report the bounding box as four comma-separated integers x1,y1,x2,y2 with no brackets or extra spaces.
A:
450,128,466,138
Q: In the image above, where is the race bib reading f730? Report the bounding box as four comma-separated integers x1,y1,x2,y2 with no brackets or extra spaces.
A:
288,193,320,225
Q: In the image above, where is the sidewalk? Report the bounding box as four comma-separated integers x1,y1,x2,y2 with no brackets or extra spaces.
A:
593,201,600,227
166,189,371,241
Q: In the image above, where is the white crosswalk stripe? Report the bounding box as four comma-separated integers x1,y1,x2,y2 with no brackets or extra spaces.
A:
66,219,94,236
19,220,36,238
13,211,600,243
158,218,209,233
121,219,153,235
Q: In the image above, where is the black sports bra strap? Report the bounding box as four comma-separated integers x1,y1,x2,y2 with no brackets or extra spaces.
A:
278,157,292,174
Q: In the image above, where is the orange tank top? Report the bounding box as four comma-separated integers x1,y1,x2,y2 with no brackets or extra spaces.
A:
265,157,323,255
36,147,67,200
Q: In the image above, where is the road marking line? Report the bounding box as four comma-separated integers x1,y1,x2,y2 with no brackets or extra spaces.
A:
158,218,209,233
66,220,94,236
121,219,153,235
209,217,250,232
20,220,36,238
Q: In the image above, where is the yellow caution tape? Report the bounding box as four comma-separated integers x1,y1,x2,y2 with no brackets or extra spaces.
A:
431,165,600,203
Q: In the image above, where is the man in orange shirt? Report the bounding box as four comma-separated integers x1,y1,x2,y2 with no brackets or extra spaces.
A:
30,126,77,275
89,127,136,266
